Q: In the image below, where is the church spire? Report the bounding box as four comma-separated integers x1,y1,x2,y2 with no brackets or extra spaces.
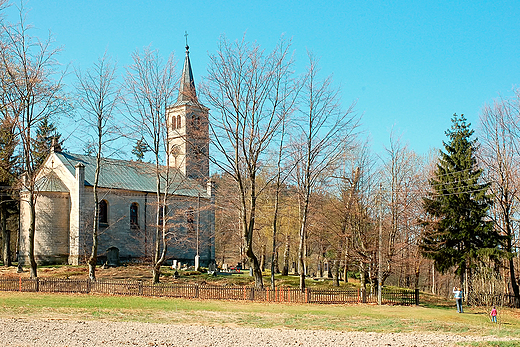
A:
177,32,197,104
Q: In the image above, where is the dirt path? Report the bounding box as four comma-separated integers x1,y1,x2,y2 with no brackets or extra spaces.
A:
0,318,512,347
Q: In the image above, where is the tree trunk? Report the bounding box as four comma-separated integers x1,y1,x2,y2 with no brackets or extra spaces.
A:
281,234,289,276
298,222,306,290
260,244,266,272
359,262,367,303
88,176,100,280
343,255,349,283
332,259,340,286
274,250,279,274
1,197,12,266
414,262,421,289
298,192,310,291
28,190,37,278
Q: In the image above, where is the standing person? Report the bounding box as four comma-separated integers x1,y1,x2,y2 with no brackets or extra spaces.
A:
453,287,463,313
490,306,497,323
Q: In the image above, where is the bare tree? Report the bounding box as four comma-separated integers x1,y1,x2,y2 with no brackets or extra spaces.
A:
381,131,423,286
0,3,65,278
125,47,177,283
213,173,242,266
203,36,295,288
75,52,121,280
478,93,520,307
291,52,359,290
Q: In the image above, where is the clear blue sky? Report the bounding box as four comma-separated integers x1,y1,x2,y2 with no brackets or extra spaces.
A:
4,0,520,157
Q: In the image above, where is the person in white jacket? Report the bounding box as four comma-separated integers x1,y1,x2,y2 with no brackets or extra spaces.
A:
453,287,463,313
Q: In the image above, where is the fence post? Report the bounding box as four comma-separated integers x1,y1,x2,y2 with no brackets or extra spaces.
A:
305,288,309,303
138,281,143,296
415,288,419,306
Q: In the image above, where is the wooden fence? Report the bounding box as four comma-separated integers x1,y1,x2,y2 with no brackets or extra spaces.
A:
0,277,419,305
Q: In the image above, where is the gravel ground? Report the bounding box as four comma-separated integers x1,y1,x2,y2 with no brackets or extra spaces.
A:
0,318,515,347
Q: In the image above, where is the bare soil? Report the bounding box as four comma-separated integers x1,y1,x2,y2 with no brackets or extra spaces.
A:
0,318,511,347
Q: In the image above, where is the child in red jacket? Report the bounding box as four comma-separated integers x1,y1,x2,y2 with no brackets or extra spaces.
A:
490,306,497,323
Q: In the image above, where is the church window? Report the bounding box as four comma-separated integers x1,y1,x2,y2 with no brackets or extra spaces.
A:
130,202,139,229
99,200,108,225
192,114,200,127
186,210,194,233
177,115,182,129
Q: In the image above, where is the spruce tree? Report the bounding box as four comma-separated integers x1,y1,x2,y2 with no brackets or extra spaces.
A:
0,116,18,266
421,114,499,287
131,137,148,162
33,115,63,168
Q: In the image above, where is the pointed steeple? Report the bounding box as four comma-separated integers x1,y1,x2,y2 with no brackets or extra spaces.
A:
177,40,197,104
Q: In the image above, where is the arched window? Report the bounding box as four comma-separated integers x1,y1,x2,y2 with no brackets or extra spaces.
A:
130,202,139,229
192,114,200,127
171,116,177,130
99,200,108,225
177,115,182,129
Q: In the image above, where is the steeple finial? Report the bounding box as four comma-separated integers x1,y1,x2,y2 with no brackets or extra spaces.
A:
184,31,189,52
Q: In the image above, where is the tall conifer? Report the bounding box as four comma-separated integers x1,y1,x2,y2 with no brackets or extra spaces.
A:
0,116,18,266
421,114,499,287
33,115,63,168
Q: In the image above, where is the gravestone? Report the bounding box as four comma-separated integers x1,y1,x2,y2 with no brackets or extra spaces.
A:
208,262,216,276
106,247,120,267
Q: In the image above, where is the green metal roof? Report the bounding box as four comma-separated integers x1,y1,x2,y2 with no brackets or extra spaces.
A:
55,152,207,198
35,171,69,192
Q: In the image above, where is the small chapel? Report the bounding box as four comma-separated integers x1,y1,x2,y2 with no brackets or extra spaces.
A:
19,44,215,267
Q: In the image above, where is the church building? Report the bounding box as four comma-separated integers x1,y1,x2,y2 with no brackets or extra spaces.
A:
19,45,215,267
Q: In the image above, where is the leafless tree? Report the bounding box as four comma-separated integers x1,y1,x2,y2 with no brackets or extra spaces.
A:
125,47,178,283
291,52,359,290
0,3,65,278
478,92,520,307
381,131,424,286
75,52,121,280
203,36,295,288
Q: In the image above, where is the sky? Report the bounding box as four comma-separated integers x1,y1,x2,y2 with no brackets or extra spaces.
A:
3,0,520,158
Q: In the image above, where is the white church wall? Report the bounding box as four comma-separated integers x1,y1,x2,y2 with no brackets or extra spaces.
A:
20,192,70,265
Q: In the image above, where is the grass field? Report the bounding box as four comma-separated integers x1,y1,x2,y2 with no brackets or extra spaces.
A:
1,291,519,339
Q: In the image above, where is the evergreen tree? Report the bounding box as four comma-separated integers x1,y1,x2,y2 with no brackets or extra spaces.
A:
132,137,148,162
421,114,500,287
33,115,63,169
0,115,19,266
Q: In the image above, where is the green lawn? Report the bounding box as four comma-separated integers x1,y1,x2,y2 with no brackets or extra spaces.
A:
1,291,519,341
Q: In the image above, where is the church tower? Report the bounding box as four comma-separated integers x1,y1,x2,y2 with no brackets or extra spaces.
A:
167,43,209,184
